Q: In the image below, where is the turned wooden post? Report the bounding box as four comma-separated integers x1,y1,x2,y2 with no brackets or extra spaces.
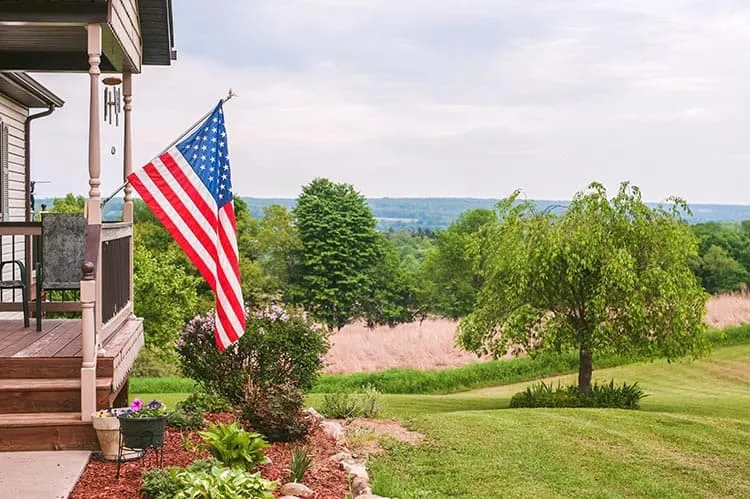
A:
122,72,135,318
80,261,97,421
82,23,102,423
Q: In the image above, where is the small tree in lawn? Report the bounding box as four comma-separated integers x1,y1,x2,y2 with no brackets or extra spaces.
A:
458,181,710,392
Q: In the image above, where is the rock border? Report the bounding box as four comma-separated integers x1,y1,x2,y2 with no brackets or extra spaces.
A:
304,408,389,499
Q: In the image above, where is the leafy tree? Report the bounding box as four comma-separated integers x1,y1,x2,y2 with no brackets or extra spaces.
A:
419,209,495,319
288,178,380,330
359,234,417,327
256,204,300,292
50,193,85,214
458,182,710,392
133,230,200,347
694,245,749,293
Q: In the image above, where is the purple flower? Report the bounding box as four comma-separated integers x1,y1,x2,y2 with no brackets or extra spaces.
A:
147,400,162,410
130,398,143,411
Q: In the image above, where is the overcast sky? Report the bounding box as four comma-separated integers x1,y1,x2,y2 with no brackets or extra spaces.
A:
29,0,750,204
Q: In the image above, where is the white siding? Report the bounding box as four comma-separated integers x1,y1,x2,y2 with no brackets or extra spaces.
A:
0,93,28,304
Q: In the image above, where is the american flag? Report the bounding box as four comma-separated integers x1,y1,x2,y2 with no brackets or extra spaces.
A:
127,101,245,351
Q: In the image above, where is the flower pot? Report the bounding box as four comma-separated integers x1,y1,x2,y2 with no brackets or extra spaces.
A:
91,413,121,460
117,415,167,449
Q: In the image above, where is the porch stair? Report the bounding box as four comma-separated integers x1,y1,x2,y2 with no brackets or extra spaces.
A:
0,318,144,451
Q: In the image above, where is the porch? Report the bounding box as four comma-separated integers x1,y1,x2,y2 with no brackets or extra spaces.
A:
0,316,143,451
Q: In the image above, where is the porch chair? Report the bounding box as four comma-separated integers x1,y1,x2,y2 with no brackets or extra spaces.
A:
35,213,88,331
0,259,30,328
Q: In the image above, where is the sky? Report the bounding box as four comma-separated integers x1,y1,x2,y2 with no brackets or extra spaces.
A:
28,0,750,204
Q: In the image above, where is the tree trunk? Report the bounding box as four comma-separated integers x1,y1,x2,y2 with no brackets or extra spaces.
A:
578,348,593,393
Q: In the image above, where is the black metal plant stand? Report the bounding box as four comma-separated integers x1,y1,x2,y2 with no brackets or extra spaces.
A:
115,416,167,479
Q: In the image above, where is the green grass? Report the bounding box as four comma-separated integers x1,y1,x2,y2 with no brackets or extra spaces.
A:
356,343,750,498
132,339,750,497
129,376,196,394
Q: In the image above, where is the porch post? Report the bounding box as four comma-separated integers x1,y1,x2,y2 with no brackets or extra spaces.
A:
122,72,135,318
81,23,102,422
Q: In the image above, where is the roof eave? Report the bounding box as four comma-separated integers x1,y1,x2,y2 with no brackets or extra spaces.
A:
0,72,64,109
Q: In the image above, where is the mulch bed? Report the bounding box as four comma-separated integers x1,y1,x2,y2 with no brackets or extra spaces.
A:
70,412,350,499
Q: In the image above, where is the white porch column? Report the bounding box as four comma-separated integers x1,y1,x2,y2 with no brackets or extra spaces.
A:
81,23,102,422
122,72,135,318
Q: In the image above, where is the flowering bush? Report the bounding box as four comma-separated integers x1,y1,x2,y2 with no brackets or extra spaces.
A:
119,398,169,419
178,304,330,404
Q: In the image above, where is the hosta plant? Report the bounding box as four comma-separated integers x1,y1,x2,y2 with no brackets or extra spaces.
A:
198,421,270,470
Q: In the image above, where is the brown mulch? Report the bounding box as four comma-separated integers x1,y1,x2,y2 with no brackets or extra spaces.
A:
70,412,349,499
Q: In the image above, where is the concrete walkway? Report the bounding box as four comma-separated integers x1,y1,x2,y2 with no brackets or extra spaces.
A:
0,451,90,498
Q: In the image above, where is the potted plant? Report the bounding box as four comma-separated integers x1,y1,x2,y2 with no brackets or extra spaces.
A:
117,398,170,450
92,407,129,460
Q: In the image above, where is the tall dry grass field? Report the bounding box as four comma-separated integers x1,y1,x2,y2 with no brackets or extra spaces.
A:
323,318,491,374
323,294,750,374
705,292,750,329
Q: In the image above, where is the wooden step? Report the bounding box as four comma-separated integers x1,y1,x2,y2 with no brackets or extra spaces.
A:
0,412,98,451
0,378,112,414
0,357,114,379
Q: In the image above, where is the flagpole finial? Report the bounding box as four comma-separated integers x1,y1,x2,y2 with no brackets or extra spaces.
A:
224,88,237,103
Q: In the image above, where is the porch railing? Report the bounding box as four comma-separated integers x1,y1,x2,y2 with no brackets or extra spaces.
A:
0,222,40,314
101,221,132,326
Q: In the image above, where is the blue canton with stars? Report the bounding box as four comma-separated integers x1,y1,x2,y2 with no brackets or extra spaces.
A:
175,101,233,207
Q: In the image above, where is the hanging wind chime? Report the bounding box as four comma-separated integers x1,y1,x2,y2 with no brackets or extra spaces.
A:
103,76,122,155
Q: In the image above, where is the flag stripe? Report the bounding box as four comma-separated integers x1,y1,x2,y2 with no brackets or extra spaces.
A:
130,165,217,288
160,150,218,227
144,158,218,260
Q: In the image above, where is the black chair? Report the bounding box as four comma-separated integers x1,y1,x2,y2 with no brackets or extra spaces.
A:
35,213,87,331
0,259,29,327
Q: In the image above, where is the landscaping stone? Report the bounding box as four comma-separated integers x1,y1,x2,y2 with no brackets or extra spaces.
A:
321,420,344,440
330,451,353,463
352,475,370,495
280,496,301,499
304,407,325,423
342,460,369,478
279,482,314,497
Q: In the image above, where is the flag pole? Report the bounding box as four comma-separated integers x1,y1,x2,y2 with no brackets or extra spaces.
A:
101,88,237,207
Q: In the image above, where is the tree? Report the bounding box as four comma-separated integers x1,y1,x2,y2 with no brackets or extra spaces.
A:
419,208,495,319
50,193,85,214
256,204,301,292
133,230,200,347
458,181,710,392
359,234,417,327
288,178,380,330
694,245,749,293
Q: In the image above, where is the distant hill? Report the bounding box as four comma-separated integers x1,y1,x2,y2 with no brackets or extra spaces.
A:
241,197,750,231
34,196,750,231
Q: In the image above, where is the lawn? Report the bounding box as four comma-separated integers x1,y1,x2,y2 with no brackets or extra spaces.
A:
365,344,750,498
132,343,750,498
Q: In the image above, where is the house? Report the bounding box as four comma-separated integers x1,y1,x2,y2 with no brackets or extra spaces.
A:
0,0,176,451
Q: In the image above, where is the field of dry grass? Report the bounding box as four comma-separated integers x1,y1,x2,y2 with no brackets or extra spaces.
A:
323,293,750,374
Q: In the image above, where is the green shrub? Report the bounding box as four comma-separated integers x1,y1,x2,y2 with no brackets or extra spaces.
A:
173,464,276,499
142,459,215,499
177,390,233,414
241,381,310,443
178,305,329,404
321,392,360,419
289,447,313,483
132,346,183,378
320,385,383,419
198,421,270,470
359,384,382,418
510,380,646,409
167,409,205,430
142,460,277,499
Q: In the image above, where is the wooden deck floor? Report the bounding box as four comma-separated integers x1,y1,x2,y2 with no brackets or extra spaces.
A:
0,320,84,359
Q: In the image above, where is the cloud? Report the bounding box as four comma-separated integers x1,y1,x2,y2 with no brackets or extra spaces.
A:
27,0,750,204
